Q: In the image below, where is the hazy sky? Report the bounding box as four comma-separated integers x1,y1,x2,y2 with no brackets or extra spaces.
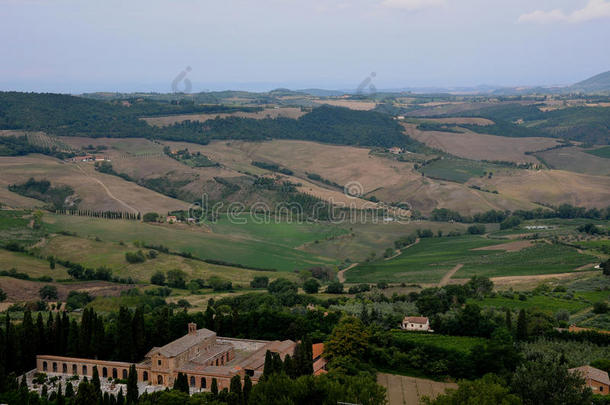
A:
1,0,609,93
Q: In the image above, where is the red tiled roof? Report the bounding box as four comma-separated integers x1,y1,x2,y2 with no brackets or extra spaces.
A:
404,316,429,324
569,366,610,386
312,343,324,360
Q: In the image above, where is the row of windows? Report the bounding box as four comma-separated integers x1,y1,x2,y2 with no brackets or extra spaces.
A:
41,361,149,382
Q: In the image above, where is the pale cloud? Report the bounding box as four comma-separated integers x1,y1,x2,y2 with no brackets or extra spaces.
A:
380,0,445,11
518,0,610,24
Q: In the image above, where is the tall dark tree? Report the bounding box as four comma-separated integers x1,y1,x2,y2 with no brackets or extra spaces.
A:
20,310,36,371
505,309,512,331
173,372,189,394
117,307,134,361
211,378,219,397
92,366,102,400
126,364,139,404
243,374,252,404
229,375,242,404
516,309,528,341
131,308,146,361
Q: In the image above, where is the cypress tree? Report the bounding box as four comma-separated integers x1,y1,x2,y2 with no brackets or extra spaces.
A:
65,381,74,398
229,375,242,403
117,307,134,361
56,383,65,405
505,309,512,331
126,364,138,404
92,366,102,399
211,378,218,397
283,354,295,378
131,308,146,361
173,372,189,393
21,310,36,371
516,309,528,341
243,374,252,404
262,350,273,378
116,388,125,405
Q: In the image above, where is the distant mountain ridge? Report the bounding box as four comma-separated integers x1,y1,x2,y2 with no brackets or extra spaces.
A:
570,70,610,93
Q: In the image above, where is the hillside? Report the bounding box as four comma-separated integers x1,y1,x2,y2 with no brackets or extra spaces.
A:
571,70,610,93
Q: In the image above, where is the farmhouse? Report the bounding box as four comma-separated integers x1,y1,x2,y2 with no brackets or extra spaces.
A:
166,215,179,223
401,316,433,332
36,323,295,392
569,366,610,395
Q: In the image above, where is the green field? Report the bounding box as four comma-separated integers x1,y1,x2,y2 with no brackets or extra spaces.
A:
346,236,504,283
43,213,339,271
457,243,596,278
347,236,597,284
391,331,487,353
585,146,610,159
419,158,501,183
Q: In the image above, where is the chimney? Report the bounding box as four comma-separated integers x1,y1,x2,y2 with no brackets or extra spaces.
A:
188,322,197,335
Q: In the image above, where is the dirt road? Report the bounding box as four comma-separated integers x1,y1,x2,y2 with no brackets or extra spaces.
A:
439,264,464,286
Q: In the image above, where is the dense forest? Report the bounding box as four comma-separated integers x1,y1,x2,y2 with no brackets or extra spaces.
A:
0,92,415,149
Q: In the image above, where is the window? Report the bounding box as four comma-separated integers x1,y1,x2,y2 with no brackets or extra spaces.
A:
158,360,162,366
157,375,163,385
201,377,206,388
103,367,108,378
216,359,219,366
42,361,48,371
72,364,77,374
82,365,87,375
62,363,67,373
600,386,604,392
190,376,195,387
112,368,118,379
122,369,128,379
52,362,58,372
143,371,148,381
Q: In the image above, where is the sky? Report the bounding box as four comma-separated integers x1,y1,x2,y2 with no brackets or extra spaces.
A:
1,0,609,93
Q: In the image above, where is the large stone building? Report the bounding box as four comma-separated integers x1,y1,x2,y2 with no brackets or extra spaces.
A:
569,365,610,396
36,323,296,391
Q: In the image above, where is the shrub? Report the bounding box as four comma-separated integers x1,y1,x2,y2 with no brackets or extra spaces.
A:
326,282,344,294
593,302,609,314
250,276,269,289
303,278,320,294
467,224,486,235
268,278,298,294
150,271,166,286
66,291,92,310
208,276,232,291
39,285,58,300
142,212,160,222
166,269,187,289
125,250,146,264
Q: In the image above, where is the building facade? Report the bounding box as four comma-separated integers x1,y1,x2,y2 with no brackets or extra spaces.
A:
401,316,433,332
569,366,610,396
36,323,295,391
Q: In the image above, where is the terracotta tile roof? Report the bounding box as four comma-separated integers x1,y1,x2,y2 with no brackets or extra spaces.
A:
403,316,429,324
145,328,215,357
569,366,610,386
312,343,324,360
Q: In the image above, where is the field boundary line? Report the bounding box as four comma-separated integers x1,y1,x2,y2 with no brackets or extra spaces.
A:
337,262,359,283
385,238,420,261
439,263,463,286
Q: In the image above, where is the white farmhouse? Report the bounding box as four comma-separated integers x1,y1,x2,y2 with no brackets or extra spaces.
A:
401,316,433,332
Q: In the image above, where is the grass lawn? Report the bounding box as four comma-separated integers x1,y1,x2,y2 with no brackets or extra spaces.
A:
346,236,504,283
419,158,501,183
0,249,69,279
457,243,597,278
391,331,487,353
34,235,295,284
42,214,338,271
467,295,593,314
585,146,610,159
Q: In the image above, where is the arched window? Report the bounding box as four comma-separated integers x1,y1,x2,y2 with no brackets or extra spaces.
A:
62,363,67,373
143,371,148,381
102,367,108,378
216,359,219,366
190,376,195,387
42,361,48,371
82,365,87,375
201,377,206,388
122,369,127,379
157,375,163,385
52,362,58,372
112,368,118,379
72,364,77,374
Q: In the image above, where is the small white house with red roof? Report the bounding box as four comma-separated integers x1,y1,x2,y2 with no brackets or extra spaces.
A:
401,316,433,332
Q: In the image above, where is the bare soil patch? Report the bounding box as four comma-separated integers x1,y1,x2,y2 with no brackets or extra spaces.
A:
473,240,534,252
377,372,456,405
141,107,305,126
403,123,558,164
312,99,377,110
